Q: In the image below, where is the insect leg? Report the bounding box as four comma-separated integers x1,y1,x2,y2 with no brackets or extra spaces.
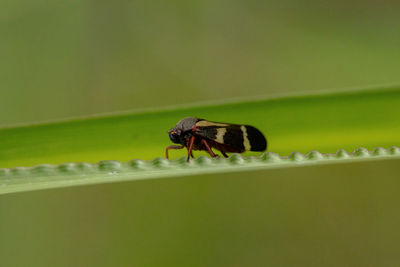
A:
220,150,228,158
187,136,196,162
165,145,184,159
201,139,218,158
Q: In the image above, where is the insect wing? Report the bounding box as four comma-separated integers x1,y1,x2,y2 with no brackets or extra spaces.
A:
194,121,245,151
194,120,267,152
242,125,267,151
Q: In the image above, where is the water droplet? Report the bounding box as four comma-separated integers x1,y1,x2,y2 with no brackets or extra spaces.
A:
76,163,95,172
58,163,77,173
289,152,305,162
228,154,244,165
128,159,146,170
194,156,212,166
389,146,400,155
10,167,30,177
31,164,55,174
260,152,280,162
98,160,122,171
372,147,387,156
175,156,189,166
151,157,170,168
352,147,370,157
336,149,350,159
306,151,324,160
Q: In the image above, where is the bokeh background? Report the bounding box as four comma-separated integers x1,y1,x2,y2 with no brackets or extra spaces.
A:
2,1,400,266
2,0,400,126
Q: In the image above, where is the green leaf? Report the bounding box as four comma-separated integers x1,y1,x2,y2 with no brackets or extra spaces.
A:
1,88,399,169
0,87,399,194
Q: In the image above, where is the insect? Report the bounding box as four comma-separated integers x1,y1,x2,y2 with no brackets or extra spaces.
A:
166,117,267,162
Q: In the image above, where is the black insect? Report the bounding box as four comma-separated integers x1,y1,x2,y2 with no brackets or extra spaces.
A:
166,117,267,161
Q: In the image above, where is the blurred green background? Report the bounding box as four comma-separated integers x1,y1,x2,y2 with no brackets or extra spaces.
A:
2,0,400,126
2,2,400,266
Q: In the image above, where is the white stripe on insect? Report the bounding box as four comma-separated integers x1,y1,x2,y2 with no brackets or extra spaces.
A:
196,121,229,127
241,126,251,151
215,128,227,143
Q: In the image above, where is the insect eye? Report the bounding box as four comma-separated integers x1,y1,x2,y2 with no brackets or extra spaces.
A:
176,130,182,135
168,130,182,144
